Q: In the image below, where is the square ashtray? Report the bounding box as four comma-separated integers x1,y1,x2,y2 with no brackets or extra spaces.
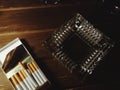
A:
44,13,114,79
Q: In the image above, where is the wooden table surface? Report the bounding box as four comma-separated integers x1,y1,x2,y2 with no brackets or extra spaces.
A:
0,0,120,90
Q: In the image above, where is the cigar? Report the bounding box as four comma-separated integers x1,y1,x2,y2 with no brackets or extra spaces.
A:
29,63,44,84
14,73,28,90
10,76,23,90
31,61,47,82
19,62,38,89
30,63,44,84
27,64,42,86
18,71,33,90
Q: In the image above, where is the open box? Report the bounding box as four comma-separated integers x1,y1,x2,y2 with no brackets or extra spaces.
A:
0,38,50,90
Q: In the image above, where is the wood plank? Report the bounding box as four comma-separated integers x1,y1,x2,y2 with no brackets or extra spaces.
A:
0,2,96,33
0,29,83,89
0,0,119,89
0,0,97,8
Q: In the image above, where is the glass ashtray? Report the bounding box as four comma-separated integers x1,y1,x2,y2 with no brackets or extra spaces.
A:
44,13,114,79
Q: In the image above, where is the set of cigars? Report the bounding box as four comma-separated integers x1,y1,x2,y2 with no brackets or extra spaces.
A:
0,38,50,90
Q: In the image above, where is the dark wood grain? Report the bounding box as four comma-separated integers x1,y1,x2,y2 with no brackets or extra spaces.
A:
0,28,83,89
0,0,119,90
0,1,96,33
0,0,96,8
